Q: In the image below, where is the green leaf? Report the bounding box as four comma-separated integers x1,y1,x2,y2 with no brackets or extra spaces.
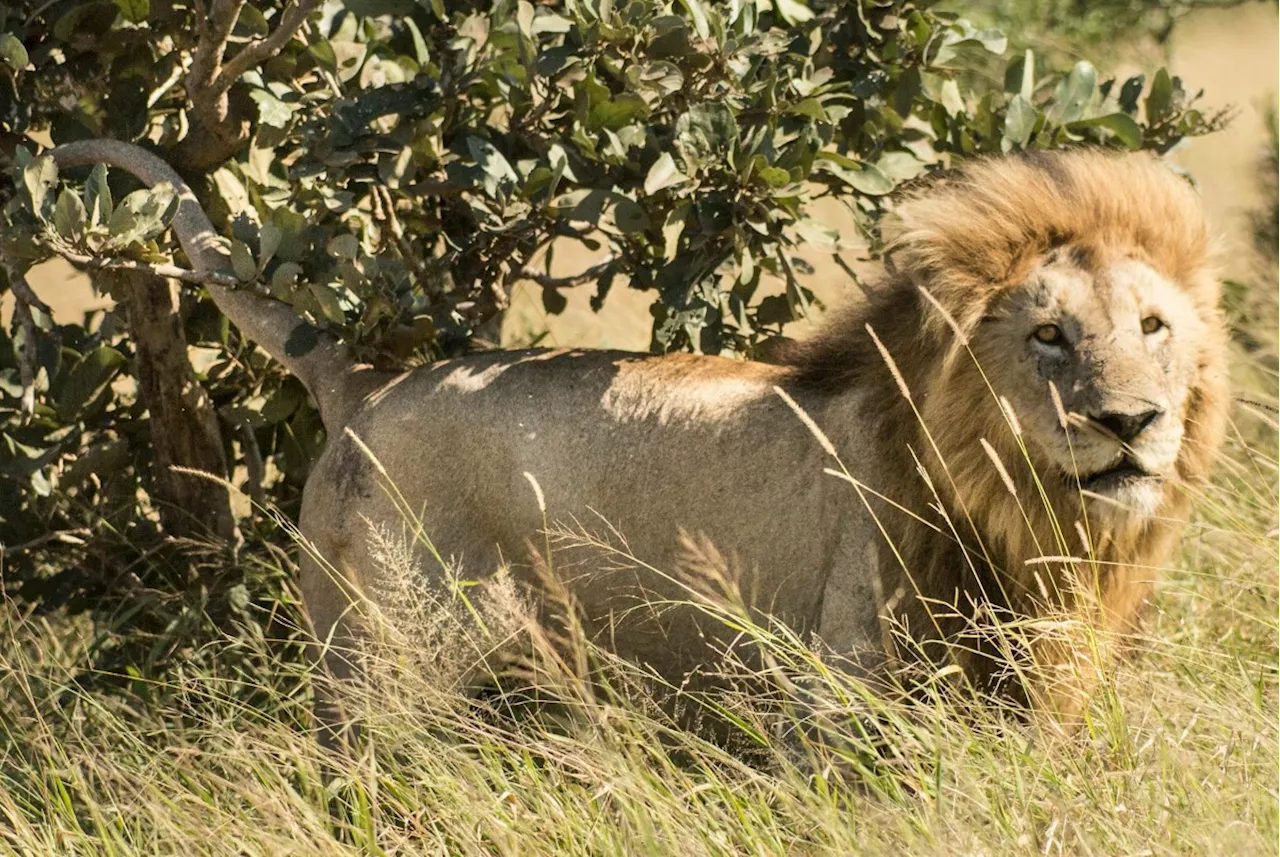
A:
774,0,814,25
258,222,282,265
1067,113,1143,149
1002,94,1038,152
233,2,267,36
326,234,359,260
466,136,518,192
606,195,649,234
589,93,649,131
517,0,535,38
644,153,688,194
84,164,112,226
844,162,895,196
113,0,149,24
875,151,924,181
23,156,58,221
814,154,895,196
230,240,257,282
53,2,117,42
105,184,178,248
250,88,294,129
662,205,688,262
404,17,430,64
676,103,738,170
269,261,303,297
676,0,711,40
757,165,791,188
0,32,28,70
53,189,87,242
308,284,346,325
783,98,828,122
309,39,338,74
1146,68,1173,123
532,12,573,34
55,346,125,422
940,79,964,117
1050,61,1096,124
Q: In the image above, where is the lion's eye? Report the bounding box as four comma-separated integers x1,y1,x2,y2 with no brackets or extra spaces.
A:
1032,324,1065,346
1141,315,1166,335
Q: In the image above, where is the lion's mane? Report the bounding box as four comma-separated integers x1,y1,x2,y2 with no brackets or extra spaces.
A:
784,150,1231,707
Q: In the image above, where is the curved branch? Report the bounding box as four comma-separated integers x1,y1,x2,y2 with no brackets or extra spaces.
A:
49,139,362,429
58,250,241,288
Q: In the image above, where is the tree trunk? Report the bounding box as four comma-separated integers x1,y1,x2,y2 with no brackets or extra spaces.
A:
107,270,236,540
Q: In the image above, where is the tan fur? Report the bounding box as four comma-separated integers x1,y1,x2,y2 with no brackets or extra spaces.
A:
289,150,1231,726
57,140,1227,726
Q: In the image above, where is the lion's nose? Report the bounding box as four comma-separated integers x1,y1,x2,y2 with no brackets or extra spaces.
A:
1089,408,1163,443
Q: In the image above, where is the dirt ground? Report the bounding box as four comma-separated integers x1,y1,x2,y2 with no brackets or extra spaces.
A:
7,3,1277,351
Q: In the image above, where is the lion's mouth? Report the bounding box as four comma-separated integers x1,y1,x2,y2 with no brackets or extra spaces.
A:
1075,458,1157,492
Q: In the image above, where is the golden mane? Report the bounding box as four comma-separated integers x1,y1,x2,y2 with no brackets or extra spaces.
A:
783,148,1231,712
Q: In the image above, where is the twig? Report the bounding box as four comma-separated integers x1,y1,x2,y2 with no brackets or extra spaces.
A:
519,259,613,289
214,0,326,95
177,0,321,170
372,184,428,276
57,250,242,289
238,422,268,510
9,276,50,421
0,528,92,556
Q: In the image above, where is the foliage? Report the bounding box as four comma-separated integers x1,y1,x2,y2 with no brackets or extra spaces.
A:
0,1,1228,644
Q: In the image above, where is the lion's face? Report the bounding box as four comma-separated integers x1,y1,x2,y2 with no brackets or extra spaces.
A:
980,247,1209,516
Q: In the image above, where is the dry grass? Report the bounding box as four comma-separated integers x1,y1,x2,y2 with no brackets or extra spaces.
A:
0,369,1275,856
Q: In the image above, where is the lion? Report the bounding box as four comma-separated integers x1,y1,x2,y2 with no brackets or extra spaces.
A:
49,142,1230,727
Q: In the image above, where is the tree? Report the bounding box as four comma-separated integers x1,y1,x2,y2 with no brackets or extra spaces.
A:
0,0,1224,651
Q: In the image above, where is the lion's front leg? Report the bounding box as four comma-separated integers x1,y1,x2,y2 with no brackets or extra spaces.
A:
775,539,900,754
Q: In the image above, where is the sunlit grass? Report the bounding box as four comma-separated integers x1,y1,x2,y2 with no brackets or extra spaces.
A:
0,394,1275,855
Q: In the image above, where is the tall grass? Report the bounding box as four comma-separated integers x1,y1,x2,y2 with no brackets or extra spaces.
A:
3,136,1278,856
0,386,1274,855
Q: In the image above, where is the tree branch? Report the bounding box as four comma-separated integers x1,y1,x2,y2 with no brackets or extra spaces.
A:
214,0,325,95
175,0,321,173
187,0,245,96
57,250,242,289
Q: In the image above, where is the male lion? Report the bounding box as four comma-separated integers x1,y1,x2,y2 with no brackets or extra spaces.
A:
50,142,1229,724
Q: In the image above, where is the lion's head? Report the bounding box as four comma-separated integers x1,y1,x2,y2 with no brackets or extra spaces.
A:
790,147,1230,601
974,248,1214,518
891,151,1228,533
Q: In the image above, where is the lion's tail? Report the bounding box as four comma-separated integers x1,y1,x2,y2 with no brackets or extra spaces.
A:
50,139,369,430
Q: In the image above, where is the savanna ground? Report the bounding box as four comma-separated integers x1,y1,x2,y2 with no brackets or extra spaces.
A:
1,6,1278,856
